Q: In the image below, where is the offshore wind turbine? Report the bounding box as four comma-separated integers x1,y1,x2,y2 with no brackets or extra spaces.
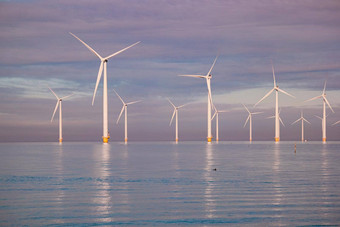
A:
168,98,188,142
305,80,334,142
70,32,140,143
291,110,311,142
48,87,73,143
179,56,218,142
211,104,228,142
242,104,262,142
254,63,295,142
113,89,141,143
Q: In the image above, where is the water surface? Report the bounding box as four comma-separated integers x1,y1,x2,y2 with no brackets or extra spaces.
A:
0,142,340,226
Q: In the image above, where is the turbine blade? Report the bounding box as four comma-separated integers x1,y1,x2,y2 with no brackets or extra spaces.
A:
305,95,322,102
126,100,142,105
303,118,311,124
315,115,323,120
113,89,125,105
267,115,275,119
116,106,125,124
48,87,59,100
69,32,102,60
92,61,104,106
291,118,301,125
279,117,285,127
332,120,340,126
252,112,263,115
271,62,276,88
178,102,190,109
61,94,74,100
277,88,295,98
254,88,274,106
169,110,176,126
206,55,218,77
51,101,60,122
167,98,176,108
211,111,217,121
178,74,205,78
243,115,250,128
323,80,327,95
219,110,229,113
242,103,250,114
323,96,335,113
104,41,141,60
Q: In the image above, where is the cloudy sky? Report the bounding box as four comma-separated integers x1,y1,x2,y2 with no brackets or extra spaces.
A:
1,0,340,142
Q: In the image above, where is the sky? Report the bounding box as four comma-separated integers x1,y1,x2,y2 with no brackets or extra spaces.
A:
0,0,340,142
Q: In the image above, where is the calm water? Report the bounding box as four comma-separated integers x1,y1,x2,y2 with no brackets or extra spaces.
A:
0,141,340,226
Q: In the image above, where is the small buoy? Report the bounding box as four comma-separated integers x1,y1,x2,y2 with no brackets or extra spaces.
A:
294,143,296,153
213,168,217,171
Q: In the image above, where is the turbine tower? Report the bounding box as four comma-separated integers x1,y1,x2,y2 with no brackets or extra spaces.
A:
305,80,334,142
48,87,73,143
179,56,218,142
254,63,295,142
70,32,140,143
242,104,262,142
291,110,311,142
113,89,141,143
211,105,228,142
168,98,188,142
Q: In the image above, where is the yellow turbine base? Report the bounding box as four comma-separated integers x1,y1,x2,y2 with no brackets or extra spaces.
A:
207,137,212,142
322,137,326,142
125,138,128,142
175,138,178,142
275,137,280,142
103,137,109,143
59,138,63,143
216,138,219,142
250,139,252,142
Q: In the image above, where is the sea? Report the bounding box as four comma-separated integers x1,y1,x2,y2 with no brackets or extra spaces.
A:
0,141,340,226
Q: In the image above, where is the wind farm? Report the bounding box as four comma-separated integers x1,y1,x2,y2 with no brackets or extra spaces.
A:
2,1,340,226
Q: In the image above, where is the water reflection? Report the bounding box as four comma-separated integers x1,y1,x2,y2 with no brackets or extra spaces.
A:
320,144,330,219
272,143,283,222
54,144,65,224
92,144,113,223
204,143,216,218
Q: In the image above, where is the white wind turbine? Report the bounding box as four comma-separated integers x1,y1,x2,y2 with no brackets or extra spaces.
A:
254,63,295,142
70,32,140,143
291,110,311,142
242,104,262,142
211,104,228,142
48,87,73,143
179,56,218,142
305,80,334,142
168,98,188,142
113,89,141,143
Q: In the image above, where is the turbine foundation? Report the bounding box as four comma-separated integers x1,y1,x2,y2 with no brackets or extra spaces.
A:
59,138,63,143
275,137,280,142
103,137,109,143
322,137,326,142
207,137,212,142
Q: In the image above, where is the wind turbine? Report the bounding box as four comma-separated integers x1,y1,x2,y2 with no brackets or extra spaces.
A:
305,80,334,142
48,87,73,143
242,104,262,142
211,104,228,142
168,98,188,142
254,63,295,142
70,32,140,143
291,110,311,142
113,89,141,143
179,56,218,142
